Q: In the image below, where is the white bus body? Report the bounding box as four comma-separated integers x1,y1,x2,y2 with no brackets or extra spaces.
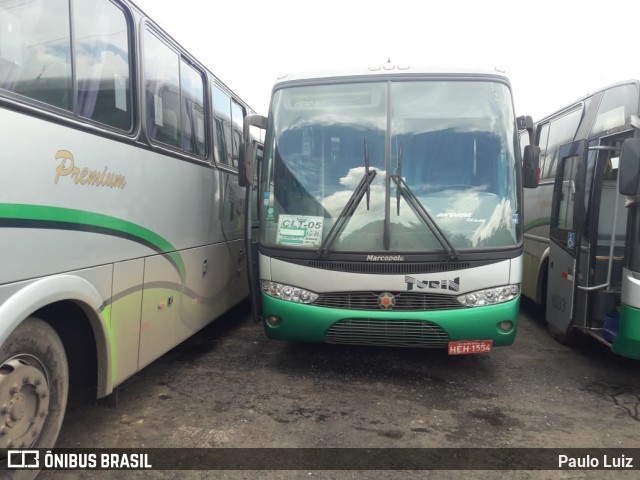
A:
0,0,252,453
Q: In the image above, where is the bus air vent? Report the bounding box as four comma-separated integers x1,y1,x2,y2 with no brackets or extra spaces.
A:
325,318,450,348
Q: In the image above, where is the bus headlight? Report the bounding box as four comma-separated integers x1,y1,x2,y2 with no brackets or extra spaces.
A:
457,284,520,307
261,280,319,304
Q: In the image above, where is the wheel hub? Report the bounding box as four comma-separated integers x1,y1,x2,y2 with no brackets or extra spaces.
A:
0,357,50,449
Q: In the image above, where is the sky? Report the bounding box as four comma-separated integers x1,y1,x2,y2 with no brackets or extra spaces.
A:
133,0,640,118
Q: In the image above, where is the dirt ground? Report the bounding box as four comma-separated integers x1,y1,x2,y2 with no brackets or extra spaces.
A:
38,299,640,479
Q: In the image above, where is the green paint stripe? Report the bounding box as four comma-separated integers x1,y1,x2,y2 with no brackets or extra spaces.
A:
523,216,550,233
0,203,185,280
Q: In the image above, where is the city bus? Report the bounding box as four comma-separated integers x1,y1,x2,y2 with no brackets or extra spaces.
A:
520,79,640,359
240,65,537,353
0,0,254,452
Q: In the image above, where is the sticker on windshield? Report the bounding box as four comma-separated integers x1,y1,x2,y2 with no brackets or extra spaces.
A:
276,215,324,247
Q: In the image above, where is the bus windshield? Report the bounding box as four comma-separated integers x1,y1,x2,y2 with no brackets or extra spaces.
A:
260,79,520,253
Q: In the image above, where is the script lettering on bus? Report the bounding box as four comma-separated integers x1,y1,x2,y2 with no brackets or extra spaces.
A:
54,150,127,189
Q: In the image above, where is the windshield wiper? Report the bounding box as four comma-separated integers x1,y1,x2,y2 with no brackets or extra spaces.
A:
392,148,459,260
317,139,377,258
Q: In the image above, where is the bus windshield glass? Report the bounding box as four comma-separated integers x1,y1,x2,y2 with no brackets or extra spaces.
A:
260,79,520,252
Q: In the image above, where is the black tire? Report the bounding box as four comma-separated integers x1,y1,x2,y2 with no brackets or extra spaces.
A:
0,317,69,478
547,320,584,346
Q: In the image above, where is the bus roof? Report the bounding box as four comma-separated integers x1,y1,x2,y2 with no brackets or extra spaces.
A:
535,78,640,123
273,64,511,88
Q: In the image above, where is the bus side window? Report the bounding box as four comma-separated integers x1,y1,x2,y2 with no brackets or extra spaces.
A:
537,123,550,178
1,0,72,110
157,90,180,147
543,107,583,179
231,100,245,169
212,85,233,166
179,60,206,156
544,149,559,180
74,0,132,131
143,30,181,148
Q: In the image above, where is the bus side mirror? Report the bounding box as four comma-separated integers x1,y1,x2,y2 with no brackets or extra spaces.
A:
523,145,541,189
517,115,535,146
619,138,640,196
517,115,534,131
239,114,268,187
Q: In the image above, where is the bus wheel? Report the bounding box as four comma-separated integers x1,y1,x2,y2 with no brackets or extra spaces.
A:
0,317,69,451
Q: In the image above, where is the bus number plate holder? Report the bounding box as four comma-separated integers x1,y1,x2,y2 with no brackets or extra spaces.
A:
448,340,493,355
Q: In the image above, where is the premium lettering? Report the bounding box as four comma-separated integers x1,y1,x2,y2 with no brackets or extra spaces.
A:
54,150,127,189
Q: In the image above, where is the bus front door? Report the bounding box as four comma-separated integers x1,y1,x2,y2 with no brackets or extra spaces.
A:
547,140,589,339
245,144,263,322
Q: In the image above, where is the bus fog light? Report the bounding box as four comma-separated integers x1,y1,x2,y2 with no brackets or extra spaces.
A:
499,320,514,332
266,315,282,327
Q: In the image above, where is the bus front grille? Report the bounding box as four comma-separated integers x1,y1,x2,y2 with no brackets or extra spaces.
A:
313,291,463,311
325,319,450,348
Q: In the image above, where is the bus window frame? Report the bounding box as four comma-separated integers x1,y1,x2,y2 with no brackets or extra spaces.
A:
141,23,209,162
0,0,137,137
211,80,246,174
542,105,584,180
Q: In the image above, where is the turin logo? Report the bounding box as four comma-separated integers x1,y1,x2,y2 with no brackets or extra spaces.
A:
405,275,460,292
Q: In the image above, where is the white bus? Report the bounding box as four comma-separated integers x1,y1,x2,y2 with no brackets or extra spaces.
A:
0,0,254,452
521,79,640,358
240,66,537,353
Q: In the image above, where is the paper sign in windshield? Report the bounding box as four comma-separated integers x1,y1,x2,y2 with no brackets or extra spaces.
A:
276,215,324,247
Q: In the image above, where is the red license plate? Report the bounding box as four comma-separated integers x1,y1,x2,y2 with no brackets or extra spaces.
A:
448,340,493,355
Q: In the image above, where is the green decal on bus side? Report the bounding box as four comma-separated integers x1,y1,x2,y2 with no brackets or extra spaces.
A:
0,203,185,281
523,216,551,233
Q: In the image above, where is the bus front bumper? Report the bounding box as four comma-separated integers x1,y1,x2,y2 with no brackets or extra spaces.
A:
261,293,519,348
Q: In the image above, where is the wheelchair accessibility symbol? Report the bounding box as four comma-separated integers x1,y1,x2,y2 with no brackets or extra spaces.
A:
567,232,575,250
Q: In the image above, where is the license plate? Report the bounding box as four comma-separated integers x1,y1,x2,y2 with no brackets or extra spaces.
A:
448,340,493,355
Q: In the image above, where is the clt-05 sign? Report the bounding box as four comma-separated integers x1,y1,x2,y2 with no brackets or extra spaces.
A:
276,215,324,247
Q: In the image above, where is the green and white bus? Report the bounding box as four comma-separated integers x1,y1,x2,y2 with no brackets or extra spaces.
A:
520,79,640,359
0,0,254,452
240,65,537,354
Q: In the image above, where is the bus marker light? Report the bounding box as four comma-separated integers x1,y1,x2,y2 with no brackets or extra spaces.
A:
448,340,493,355
266,315,282,327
